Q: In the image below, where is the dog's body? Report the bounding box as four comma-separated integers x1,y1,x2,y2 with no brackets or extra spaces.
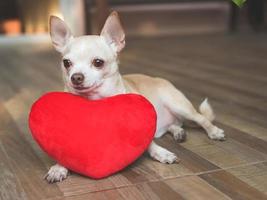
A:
45,12,225,183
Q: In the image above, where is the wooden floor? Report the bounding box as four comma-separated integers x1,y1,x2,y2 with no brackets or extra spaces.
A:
0,33,267,200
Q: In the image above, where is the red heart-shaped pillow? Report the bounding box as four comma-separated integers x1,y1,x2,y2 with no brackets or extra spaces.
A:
29,92,156,179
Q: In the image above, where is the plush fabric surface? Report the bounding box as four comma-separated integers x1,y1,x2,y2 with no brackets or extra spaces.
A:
29,92,156,179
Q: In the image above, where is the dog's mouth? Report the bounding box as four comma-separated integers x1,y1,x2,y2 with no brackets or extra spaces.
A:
73,86,90,90
72,83,102,93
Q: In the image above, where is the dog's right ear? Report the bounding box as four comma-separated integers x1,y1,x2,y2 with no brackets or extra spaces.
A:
49,16,72,53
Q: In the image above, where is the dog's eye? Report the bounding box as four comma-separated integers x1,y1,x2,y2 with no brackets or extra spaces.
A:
63,59,72,69
92,58,104,68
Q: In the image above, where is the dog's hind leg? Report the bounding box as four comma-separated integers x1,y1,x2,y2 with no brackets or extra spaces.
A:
160,80,225,141
168,124,186,142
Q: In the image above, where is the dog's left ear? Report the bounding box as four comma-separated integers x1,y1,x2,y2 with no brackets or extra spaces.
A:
100,11,125,53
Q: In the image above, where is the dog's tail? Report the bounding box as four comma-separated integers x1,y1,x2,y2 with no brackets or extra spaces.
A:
185,98,215,127
199,98,215,122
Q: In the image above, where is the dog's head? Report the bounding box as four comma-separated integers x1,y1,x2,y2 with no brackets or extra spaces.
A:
49,12,125,94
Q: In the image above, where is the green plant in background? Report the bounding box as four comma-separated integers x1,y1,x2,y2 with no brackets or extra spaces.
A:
232,0,246,7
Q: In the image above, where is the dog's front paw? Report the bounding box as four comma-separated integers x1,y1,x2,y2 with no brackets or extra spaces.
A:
44,164,68,183
151,148,179,164
208,127,225,141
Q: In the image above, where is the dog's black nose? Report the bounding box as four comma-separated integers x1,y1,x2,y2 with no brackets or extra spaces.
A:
71,73,84,85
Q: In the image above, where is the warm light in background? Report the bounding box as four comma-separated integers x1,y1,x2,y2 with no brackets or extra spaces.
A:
50,12,64,19
2,19,21,35
139,21,158,35
48,1,63,20
19,0,62,34
35,23,46,33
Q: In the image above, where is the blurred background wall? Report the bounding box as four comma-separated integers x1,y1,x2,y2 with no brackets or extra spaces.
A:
0,0,60,35
0,0,266,37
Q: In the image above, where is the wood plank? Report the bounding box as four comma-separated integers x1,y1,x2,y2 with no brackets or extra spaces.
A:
117,185,153,200
65,189,125,200
199,170,267,200
0,140,27,200
217,122,267,155
178,92,267,141
121,54,267,115
125,157,162,181
227,162,267,195
58,153,189,196
179,136,248,168
120,160,153,184
147,181,185,200
58,157,160,196
64,176,234,200
215,114,267,141
65,191,109,200
101,189,125,200
3,51,61,91
165,175,231,200
117,181,185,200
132,154,192,179
125,37,267,98
57,174,115,197
134,34,267,73
0,103,63,200
128,48,267,97
179,127,267,168
155,135,220,173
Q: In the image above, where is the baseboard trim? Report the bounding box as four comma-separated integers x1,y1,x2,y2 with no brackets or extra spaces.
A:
108,2,230,12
